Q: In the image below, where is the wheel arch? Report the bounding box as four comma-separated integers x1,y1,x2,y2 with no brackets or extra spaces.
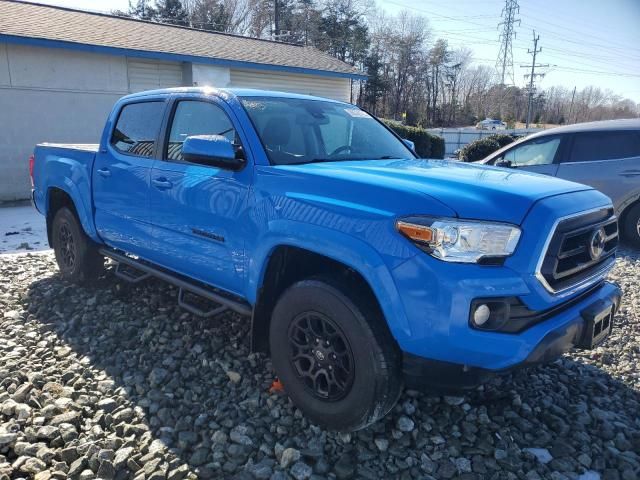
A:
250,244,405,354
45,185,99,244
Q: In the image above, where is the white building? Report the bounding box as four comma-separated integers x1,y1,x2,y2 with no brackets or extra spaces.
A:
0,0,364,201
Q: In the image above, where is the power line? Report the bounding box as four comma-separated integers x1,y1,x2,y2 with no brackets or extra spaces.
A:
495,0,520,85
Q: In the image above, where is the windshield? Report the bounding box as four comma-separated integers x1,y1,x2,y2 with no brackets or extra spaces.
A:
240,97,415,165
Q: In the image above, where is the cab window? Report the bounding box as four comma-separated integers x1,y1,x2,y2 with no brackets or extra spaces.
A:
166,100,241,162
500,136,561,166
110,101,165,157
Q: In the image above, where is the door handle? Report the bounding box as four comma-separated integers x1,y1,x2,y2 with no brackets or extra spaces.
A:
97,168,111,177
152,178,173,189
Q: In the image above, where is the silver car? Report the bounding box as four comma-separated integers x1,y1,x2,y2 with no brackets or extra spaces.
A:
481,119,640,246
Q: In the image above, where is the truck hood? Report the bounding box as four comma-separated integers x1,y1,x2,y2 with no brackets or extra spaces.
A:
279,159,593,224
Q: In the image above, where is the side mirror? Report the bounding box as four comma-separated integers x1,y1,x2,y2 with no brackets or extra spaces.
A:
182,135,245,171
402,138,415,151
495,159,512,168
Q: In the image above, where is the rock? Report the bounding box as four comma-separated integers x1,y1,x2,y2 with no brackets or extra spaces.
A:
226,371,242,383
290,461,312,480
36,425,59,440
0,433,18,446
97,399,118,413
444,395,465,406
333,454,355,480
20,457,47,475
396,416,415,432
374,437,389,452
113,446,134,470
454,457,472,473
112,408,134,424
189,448,209,466
523,448,553,464
230,426,253,446
15,403,32,420
50,411,80,426
97,459,116,479
578,472,601,480
280,448,301,469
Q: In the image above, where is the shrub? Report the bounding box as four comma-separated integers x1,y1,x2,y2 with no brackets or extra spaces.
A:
486,133,515,148
458,138,501,162
381,120,445,159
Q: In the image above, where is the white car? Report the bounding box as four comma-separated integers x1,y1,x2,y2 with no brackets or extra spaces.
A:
476,119,506,130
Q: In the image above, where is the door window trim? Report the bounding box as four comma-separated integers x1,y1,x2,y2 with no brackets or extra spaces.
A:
159,96,247,166
109,98,168,160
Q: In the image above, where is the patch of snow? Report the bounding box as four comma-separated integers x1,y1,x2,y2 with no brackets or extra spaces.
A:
0,204,50,254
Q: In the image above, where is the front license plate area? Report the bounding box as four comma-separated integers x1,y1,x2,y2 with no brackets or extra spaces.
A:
578,299,613,349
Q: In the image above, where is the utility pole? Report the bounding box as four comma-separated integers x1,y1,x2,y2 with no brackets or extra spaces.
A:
495,0,520,85
521,31,548,128
568,86,576,124
274,0,280,39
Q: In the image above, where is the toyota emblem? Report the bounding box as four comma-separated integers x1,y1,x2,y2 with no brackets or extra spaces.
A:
589,228,606,260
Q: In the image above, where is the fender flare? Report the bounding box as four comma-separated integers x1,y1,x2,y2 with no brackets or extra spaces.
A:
248,222,413,341
45,178,99,242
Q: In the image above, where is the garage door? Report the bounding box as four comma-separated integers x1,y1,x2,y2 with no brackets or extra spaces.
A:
229,68,351,102
127,59,183,92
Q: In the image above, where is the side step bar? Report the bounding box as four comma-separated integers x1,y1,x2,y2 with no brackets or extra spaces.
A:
99,248,252,317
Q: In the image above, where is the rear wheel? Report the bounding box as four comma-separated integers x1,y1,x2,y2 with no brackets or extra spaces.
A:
622,203,640,248
269,277,402,431
52,207,104,282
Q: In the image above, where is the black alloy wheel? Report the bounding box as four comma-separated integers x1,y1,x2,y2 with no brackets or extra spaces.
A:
288,311,355,401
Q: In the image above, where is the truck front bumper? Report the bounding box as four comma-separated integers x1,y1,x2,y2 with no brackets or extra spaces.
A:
402,281,621,391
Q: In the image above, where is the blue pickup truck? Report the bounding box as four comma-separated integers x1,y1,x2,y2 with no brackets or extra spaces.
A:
31,87,622,431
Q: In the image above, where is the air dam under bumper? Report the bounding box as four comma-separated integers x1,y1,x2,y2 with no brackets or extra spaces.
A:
403,281,622,391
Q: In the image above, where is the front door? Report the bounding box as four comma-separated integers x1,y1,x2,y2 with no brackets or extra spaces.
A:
93,100,166,258
147,97,251,296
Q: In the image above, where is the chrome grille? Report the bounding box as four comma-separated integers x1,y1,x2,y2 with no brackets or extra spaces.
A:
537,208,618,294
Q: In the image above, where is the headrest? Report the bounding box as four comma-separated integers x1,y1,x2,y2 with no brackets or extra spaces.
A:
262,117,291,147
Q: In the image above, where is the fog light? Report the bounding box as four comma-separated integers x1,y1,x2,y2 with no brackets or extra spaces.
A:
473,304,491,326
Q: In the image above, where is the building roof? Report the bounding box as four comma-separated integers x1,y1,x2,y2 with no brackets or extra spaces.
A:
0,0,365,80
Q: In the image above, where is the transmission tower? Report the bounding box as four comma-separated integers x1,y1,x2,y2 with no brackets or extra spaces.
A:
520,30,549,128
495,0,520,85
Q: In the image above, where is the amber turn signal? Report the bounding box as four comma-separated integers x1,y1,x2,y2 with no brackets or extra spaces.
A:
396,221,434,244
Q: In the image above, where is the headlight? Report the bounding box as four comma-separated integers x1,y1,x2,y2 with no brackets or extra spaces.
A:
396,217,521,263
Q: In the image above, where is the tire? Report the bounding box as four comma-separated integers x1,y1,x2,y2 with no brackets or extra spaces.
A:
269,277,403,431
51,207,104,282
622,203,640,248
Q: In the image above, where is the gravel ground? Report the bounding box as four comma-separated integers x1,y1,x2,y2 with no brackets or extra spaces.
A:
0,250,638,480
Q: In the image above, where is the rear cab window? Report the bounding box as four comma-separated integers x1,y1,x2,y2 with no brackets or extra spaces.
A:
110,101,165,157
567,130,640,162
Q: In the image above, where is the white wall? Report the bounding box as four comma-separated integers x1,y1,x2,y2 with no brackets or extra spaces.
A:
0,44,184,201
229,68,351,102
0,43,130,201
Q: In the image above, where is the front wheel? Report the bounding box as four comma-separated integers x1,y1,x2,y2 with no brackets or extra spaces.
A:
622,203,640,248
269,278,402,431
51,207,104,282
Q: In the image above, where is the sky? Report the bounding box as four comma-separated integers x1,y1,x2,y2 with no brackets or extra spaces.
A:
32,0,640,102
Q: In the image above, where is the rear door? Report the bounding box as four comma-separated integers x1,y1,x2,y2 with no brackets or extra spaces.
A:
93,99,166,258
491,134,563,176
556,130,640,213
147,96,251,296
